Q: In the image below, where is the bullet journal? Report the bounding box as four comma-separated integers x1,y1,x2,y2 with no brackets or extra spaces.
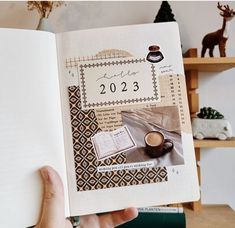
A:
0,22,199,227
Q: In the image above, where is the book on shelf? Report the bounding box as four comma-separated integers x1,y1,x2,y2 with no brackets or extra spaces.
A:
138,204,184,213
0,22,199,227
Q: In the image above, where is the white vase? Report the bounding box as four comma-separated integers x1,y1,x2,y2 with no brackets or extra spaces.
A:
36,18,53,32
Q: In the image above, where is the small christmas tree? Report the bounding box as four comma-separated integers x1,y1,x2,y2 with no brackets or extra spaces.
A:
154,1,176,23
197,107,224,119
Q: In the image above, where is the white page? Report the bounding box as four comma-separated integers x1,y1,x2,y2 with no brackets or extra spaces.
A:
0,29,69,227
93,132,117,157
112,126,136,150
56,23,199,216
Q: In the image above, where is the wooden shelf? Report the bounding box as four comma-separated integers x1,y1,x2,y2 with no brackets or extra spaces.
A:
183,57,235,72
184,49,235,211
194,137,235,148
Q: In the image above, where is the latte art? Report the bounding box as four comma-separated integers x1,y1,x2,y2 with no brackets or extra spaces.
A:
145,132,163,146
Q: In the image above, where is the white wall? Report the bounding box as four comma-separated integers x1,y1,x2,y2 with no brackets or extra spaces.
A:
1,1,235,209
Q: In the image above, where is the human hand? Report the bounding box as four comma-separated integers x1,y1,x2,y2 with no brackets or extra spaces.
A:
35,166,138,228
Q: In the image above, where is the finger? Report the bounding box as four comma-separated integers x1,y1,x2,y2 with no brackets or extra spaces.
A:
36,166,65,228
99,207,138,227
80,214,100,228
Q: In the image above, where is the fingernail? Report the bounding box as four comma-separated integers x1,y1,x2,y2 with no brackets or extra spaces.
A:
40,167,50,181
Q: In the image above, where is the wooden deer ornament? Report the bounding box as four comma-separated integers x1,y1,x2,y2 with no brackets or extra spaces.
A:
201,2,235,57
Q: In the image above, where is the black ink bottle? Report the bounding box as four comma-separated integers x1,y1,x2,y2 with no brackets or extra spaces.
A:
146,45,164,63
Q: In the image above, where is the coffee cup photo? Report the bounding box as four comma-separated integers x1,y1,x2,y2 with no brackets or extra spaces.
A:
144,131,174,158
121,106,184,167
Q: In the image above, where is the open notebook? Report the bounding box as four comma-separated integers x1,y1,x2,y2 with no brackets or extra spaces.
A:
0,23,199,227
91,125,137,160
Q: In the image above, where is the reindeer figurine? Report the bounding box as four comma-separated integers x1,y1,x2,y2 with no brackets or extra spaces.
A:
201,2,235,57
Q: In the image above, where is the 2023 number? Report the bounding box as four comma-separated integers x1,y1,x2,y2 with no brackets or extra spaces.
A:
100,82,139,94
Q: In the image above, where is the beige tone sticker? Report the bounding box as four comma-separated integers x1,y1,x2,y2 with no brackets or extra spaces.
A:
79,58,160,109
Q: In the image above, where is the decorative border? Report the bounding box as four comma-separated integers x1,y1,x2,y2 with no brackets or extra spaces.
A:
79,58,159,109
68,86,168,192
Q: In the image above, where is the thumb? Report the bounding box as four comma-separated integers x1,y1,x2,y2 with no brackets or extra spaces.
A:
36,166,65,228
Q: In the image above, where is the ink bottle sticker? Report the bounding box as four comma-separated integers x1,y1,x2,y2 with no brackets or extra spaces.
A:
146,45,164,63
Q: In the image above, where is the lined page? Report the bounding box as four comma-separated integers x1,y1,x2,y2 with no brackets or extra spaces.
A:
0,29,69,227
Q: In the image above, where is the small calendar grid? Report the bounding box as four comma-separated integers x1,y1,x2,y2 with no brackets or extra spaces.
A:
159,74,189,128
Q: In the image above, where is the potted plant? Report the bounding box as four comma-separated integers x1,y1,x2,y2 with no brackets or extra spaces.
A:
27,1,65,32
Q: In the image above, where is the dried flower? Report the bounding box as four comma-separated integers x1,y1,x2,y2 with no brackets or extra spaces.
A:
27,1,64,19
